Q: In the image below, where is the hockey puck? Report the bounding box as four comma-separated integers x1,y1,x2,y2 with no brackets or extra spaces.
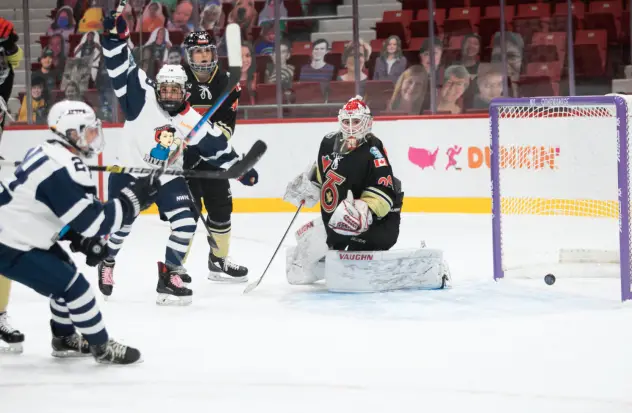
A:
544,274,556,285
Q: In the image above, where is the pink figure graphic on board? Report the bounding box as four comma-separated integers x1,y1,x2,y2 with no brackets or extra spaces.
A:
408,147,439,170
445,145,462,170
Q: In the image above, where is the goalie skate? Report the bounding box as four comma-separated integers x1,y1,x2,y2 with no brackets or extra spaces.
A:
0,312,24,354
208,253,248,283
156,262,193,306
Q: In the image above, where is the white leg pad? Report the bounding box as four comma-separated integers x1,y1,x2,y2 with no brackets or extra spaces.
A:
286,219,329,285
325,248,452,293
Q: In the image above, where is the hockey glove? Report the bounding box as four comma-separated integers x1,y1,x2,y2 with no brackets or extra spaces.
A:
119,172,161,221
103,11,129,41
328,190,373,236
62,230,109,267
283,172,320,208
238,168,258,186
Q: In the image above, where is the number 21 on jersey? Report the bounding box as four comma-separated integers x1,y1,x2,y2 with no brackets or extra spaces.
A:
321,170,345,213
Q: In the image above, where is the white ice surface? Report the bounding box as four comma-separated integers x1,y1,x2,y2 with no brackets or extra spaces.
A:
1,213,632,413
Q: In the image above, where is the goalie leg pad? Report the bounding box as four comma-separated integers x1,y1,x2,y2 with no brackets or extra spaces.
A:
285,219,328,285
325,248,452,293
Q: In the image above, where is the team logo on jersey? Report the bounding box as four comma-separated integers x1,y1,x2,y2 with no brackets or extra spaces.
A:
322,153,343,171
199,85,212,100
370,146,383,159
374,158,388,168
378,175,394,189
231,98,239,112
144,125,182,166
321,170,346,213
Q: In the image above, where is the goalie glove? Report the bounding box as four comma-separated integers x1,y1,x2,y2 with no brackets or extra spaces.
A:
283,172,320,208
328,190,373,236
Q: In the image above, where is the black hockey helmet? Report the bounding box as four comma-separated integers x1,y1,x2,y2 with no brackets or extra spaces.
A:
184,31,217,74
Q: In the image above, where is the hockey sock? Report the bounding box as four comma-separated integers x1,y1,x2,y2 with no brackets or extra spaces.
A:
61,273,108,346
207,218,231,258
165,208,196,267
106,224,132,260
49,298,76,337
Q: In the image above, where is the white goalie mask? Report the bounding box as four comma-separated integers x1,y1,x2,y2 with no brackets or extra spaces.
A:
335,96,373,154
47,100,104,158
155,64,188,112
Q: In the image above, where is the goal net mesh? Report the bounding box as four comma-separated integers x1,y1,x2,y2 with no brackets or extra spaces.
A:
495,102,625,274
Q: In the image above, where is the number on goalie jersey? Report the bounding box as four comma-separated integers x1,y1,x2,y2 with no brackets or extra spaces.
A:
312,97,403,251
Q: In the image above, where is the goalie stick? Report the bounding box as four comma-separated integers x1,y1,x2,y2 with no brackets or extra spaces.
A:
243,201,305,294
162,22,243,172
0,139,267,180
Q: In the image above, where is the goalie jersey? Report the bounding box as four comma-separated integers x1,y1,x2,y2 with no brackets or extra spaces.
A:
0,142,126,251
312,133,403,246
101,37,241,182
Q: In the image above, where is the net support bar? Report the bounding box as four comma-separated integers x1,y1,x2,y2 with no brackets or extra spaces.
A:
489,95,632,301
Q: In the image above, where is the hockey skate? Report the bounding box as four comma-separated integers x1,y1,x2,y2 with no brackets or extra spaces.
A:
0,312,24,354
156,262,193,306
51,332,92,358
90,339,142,365
98,259,115,299
208,253,248,283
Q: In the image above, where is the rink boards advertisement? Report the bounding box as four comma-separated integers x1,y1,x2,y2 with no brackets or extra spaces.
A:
2,114,608,214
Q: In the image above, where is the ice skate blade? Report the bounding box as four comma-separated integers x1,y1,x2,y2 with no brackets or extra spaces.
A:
156,294,192,306
95,356,144,365
208,272,248,284
51,349,91,358
0,343,23,354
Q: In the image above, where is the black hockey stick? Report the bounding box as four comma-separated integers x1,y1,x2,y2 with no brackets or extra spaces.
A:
163,23,243,171
0,139,267,180
243,201,305,294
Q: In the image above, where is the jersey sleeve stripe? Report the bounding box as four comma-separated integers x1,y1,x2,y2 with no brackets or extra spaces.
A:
101,42,126,58
114,85,127,98
106,59,130,78
59,198,91,223
364,186,394,207
82,210,106,238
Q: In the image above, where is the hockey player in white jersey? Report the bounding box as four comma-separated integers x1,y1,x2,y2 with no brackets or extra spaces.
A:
0,100,159,364
99,12,254,305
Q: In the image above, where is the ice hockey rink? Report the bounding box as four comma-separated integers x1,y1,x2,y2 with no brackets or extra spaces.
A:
2,212,632,413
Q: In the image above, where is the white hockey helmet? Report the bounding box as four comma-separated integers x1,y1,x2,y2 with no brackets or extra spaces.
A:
47,100,104,158
155,64,188,112
335,96,373,154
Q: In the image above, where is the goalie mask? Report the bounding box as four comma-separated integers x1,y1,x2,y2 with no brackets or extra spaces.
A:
335,96,373,154
47,100,104,158
155,64,187,112
184,31,218,74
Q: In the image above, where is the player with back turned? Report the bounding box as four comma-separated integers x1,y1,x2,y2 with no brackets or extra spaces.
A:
182,31,257,283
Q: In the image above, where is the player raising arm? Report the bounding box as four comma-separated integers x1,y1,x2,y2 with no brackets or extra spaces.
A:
182,31,255,284
0,101,159,364
283,97,451,292
99,13,248,305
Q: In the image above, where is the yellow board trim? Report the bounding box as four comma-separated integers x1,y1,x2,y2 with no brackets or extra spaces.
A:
139,197,620,216
140,197,492,214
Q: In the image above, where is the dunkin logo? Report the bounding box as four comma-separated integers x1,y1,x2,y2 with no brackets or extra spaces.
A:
338,253,373,261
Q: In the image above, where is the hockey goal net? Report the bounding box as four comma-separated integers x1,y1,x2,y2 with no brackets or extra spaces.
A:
490,95,632,301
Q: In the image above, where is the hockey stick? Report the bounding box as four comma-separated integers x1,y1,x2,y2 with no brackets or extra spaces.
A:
0,139,267,180
243,201,305,294
163,23,243,172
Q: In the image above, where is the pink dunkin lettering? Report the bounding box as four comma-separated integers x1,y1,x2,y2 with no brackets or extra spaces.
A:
408,147,439,170
339,253,374,261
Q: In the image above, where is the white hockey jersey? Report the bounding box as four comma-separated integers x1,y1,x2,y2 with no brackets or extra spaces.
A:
0,142,126,251
101,38,241,184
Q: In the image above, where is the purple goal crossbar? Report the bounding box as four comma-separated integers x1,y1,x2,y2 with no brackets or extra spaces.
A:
489,96,632,301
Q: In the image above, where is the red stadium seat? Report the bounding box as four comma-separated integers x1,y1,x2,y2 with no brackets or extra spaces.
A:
584,1,622,43
530,32,566,62
574,29,608,76
443,7,481,36
292,41,313,56
410,8,446,38
525,61,563,81
289,81,328,117
375,10,413,43
327,81,360,104
363,80,395,113
550,1,585,32
479,6,514,49
370,38,385,56
516,3,550,18
331,41,347,55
